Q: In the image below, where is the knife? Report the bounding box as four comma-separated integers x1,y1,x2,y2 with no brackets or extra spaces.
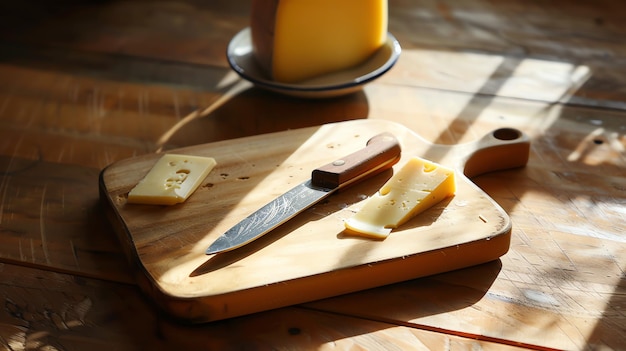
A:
205,132,402,255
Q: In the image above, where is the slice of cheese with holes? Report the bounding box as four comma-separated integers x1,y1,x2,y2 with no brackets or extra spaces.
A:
344,156,456,239
127,154,217,205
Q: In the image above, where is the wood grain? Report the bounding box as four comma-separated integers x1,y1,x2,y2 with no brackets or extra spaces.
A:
307,231,626,350
0,0,625,349
1,262,532,351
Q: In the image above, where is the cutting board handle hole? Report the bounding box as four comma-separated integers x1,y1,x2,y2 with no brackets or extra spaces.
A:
492,128,522,141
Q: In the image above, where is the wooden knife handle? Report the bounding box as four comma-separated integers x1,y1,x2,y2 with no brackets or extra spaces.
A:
311,133,402,190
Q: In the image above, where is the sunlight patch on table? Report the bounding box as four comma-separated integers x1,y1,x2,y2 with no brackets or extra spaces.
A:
392,48,591,104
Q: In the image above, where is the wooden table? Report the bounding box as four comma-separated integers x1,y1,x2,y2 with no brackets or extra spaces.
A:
1,1,624,350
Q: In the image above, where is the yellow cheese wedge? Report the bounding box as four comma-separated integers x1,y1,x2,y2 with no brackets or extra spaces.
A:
127,154,216,205
345,157,456,239
251,0,388,83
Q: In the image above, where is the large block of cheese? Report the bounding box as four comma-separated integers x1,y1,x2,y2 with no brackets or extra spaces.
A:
251,0,388,83
345,157,456,239
127,154,217,205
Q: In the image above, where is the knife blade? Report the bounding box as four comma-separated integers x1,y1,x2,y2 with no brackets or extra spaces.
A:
205,132,401,255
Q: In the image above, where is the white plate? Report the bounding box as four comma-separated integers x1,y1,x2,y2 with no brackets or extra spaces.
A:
226,27,401,99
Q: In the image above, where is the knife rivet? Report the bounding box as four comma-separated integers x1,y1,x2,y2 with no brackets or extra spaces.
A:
333,160,346,166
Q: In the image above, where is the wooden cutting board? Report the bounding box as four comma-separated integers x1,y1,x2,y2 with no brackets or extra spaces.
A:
99,119,529,323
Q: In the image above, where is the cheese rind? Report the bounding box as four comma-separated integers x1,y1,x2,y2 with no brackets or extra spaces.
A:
127,154,217,205
251,0,388,83
344,157,456,239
